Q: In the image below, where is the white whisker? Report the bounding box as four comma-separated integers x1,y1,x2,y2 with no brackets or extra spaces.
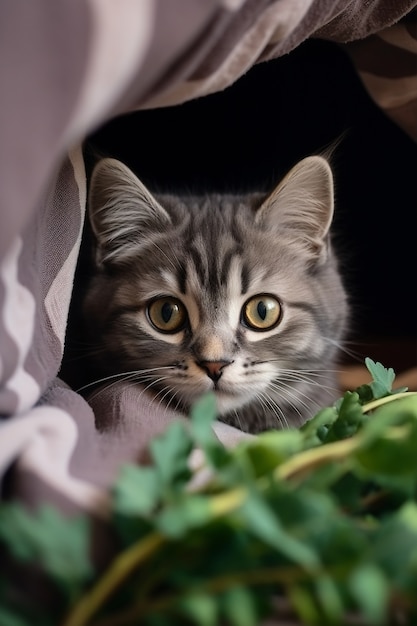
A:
254,391,288,430
322,337,362,361
83,367,175,403
76,366,174,393
164,388,183,415
276,374,340,396
269,381,313,413
265,363,342,376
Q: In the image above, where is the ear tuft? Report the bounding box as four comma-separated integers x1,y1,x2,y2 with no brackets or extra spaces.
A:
89,158,171,264
255,156,334,262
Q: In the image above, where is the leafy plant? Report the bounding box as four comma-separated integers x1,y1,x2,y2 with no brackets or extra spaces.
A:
1,359,417,625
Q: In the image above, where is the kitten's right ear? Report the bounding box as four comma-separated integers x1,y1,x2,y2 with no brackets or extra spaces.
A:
88,158,171,264
255,156,334,264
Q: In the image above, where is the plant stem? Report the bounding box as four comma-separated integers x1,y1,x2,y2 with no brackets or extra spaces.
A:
277,392,417,481
63,531,164,626
92,556,371,626
275,437,358,481
91,564,313,626
362,391,417,414
209,485,246,516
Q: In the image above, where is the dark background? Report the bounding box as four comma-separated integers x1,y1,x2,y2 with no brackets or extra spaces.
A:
85,39,417,371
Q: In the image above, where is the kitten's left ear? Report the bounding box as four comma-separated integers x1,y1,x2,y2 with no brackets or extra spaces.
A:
255,156,334,263
88,158,171,265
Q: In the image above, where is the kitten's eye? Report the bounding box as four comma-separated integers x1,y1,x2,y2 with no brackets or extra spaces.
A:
147,297,187,333
242,295,282,331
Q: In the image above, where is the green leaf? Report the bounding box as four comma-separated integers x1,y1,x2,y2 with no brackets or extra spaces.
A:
221,586,258,626
398,500,417,530
0,504,92,594
349,564,389,625
365,357,396,398
113,464,160,516
328,472,367,510
150,421,193,488
189,393,233,470
323,392,364,443
369,502,417,592
288,584,321,625
354,396,417,487
355,383,375,404
240,493,319,569
239,430,303,477
0,606,33,626
190,393,218,446
314,575,344,623
156,495,212,538
300,407,338,445
179,591,218,626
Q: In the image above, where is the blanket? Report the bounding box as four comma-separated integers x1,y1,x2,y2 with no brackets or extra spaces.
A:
0,0,416,522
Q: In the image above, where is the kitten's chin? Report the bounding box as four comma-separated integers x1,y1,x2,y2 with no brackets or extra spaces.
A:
214,389,255,416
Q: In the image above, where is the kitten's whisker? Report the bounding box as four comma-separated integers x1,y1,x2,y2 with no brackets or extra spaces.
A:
151,384,180,416
164,388,183,416
63,348,109,363
268,367,342,395
280,370,337,381
256,391,289,430
165,389,179,412
83,373,145,401
119,376,173,406
172,396,184,414
267,396,290,429
85,369,174,403
265,386,310,427
276,374,340,396
268,381,313,416
322,337,362,361
253,392,274,426
77,366,174,393
267,364,342,377
269,376,327,415
232,409,244,432
158,386,176,407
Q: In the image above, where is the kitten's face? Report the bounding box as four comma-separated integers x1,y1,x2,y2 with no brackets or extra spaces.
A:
83,157,347,432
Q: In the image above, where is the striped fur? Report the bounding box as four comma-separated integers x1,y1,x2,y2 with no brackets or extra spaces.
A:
83,157,348,433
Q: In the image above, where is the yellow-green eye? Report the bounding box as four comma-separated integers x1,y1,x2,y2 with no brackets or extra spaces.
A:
147,297,187,333
242,294,282,331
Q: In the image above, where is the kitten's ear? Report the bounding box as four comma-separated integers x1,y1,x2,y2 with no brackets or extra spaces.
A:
88,158,171,264
255,156,334,263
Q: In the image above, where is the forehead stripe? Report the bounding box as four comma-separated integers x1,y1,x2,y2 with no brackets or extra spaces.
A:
240,262,250,295
177,262,187,294
189,245,208,285
220,248,237,286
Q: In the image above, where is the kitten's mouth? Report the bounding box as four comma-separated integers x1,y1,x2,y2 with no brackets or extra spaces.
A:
210,378,237,395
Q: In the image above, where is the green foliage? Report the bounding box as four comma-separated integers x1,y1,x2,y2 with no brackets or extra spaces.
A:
0,504,92,594
0,359,417,625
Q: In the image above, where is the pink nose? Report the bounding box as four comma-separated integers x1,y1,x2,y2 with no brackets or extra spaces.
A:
197,360,232,382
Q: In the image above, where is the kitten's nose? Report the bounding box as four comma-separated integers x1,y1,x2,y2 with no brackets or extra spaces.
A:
197,360,232,383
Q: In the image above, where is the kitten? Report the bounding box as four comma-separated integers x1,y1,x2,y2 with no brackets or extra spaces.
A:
81,156,348,433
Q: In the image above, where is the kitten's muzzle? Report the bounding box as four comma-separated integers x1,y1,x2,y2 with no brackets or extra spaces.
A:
196,360,233,383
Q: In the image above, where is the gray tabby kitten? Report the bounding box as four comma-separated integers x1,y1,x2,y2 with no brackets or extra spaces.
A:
83,156,347,433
